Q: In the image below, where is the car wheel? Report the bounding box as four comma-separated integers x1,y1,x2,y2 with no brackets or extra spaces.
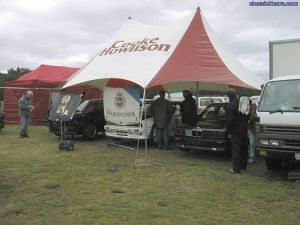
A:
265,158,282,171
83,123,97,140
150,126,158,144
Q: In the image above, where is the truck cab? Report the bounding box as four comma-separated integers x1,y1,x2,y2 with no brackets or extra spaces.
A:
256,75,300,170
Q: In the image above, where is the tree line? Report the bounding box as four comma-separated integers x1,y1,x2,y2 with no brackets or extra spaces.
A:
0,67,31,101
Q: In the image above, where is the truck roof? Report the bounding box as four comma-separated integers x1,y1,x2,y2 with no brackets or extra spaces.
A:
269,74,300,82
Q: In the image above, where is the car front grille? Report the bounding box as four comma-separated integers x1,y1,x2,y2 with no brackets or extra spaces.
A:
184,129,225,139
192,130,202,137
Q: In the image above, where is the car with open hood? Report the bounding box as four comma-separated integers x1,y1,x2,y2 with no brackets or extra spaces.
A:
48,99,105,140
174,103,230,152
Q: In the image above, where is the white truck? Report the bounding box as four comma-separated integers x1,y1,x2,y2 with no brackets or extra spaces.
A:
103,87,182,143
256,38,300,171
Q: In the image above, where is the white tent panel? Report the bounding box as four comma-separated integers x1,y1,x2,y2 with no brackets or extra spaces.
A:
63,13,194,89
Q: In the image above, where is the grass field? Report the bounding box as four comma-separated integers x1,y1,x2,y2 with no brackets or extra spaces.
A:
0,125,299,225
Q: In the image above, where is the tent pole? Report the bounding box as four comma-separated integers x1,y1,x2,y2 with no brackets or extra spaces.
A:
135,86,147,166
144,86,148,157
196,81,199,113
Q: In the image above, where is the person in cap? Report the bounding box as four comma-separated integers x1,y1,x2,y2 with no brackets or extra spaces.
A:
18,90,34,138
181,90,197,127
225,88,249,174
150,90,173,149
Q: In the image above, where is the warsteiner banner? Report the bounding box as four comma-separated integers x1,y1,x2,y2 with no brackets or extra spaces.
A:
103,87,140,125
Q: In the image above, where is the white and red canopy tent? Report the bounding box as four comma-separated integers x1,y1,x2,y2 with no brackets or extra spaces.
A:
63,8,264,94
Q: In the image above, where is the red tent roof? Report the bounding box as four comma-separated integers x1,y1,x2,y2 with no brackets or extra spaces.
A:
10,64,79,87
146,8,264,92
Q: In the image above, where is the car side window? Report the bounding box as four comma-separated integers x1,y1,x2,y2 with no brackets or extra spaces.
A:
83,102,96,113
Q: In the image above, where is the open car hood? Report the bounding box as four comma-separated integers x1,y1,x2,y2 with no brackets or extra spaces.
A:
196,120,226,129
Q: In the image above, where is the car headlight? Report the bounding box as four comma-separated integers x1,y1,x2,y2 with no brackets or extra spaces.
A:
260,139,269,146
270,140,279,147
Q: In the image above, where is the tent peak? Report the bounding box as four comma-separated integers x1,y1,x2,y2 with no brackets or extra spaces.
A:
128,16,133,19
196,6,201,12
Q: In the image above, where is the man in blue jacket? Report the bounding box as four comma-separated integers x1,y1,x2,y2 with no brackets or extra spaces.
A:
18,91,34,138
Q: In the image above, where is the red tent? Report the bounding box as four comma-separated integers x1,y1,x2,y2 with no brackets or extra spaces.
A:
9,64,79,87
4,64,101,125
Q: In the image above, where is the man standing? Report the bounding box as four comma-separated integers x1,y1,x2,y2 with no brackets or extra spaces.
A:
181,90,198,127
150,90,173,149
225,89,248,174
18,90,34,138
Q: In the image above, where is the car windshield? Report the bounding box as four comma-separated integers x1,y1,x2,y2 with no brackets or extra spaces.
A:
259,80,300,112
198,105,226,123
76,101,89,112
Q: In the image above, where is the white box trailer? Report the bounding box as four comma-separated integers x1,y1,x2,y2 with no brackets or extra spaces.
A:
269,38,300,79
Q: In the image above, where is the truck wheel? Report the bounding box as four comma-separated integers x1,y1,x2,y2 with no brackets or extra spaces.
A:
83,123,97,140
150,126,158,144
265,158,282,171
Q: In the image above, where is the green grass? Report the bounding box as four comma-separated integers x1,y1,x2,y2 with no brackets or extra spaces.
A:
0,125,299,225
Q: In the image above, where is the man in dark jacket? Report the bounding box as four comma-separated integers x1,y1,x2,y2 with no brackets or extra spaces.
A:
225,89,248,174
150,90,173,149
181,90,198,127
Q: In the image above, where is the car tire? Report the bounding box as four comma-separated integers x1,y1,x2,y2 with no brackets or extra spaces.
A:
150,126,158,144
265,158,282,171
83,123,97,140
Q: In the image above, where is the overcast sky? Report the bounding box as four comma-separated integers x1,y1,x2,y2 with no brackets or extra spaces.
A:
0,0,299,80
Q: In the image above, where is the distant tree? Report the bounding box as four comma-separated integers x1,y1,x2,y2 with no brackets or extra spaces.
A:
0,73,4,101
5,67,31,81
0,67,31,101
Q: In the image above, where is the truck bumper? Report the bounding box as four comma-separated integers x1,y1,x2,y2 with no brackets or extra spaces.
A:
256,148,300,162
104,125,150,140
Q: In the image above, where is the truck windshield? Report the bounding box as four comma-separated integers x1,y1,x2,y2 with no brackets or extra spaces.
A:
259,79,300,112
